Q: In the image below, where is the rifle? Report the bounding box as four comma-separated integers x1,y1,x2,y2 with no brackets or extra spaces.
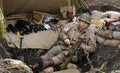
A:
77,0,91,15
103,17,120,30
60,37,84,70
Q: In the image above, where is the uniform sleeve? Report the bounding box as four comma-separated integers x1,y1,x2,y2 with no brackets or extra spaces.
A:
59,22,77,41
83,30,97,53
85,32,96,52
59,25,69,41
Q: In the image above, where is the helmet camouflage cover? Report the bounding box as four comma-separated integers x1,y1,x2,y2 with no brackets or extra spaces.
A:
78,13,91,25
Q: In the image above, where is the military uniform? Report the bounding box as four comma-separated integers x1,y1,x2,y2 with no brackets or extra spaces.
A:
41,22,96,65
29,13,97,71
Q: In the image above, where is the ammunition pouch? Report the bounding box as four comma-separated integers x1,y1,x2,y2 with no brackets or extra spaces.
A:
74,46,85,56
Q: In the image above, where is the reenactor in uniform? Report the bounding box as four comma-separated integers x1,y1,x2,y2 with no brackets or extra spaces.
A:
29,13,97,71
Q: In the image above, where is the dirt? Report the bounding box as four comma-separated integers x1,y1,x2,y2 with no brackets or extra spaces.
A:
91,44,120,73
86,0,120,12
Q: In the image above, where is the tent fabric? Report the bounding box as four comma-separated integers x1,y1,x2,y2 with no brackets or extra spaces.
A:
3,0,81,16
2,0,82,49
6,30,58,49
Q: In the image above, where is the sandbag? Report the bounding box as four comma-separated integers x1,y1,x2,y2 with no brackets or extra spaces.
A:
43,67,54,73
96,35,106,44
91,10,103,19
102,11,120,19
96,30,113,39
67,63,78,69
113,31,120,40
103,39,120,47
53,69,80,73
118,45,120,49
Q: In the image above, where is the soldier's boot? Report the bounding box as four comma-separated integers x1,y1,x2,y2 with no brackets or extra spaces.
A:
42,59,54,69
29,58,54,71
29,57,43,71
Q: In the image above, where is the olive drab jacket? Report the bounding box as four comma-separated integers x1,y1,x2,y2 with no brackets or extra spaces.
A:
58,22,96,53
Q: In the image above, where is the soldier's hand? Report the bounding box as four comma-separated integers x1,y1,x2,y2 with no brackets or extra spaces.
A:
64,39,70,45
80,43,86,50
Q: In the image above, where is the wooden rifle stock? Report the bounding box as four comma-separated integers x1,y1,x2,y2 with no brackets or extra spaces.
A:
107,18,120,27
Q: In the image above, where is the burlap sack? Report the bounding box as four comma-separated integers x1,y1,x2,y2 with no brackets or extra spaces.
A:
118,44,120,49
96,30,113,39
91,10,103,19
27,11,44,24
102,11,120,19
43,67,54,73
115,70,120,73
96,35,106,44
53,69,80,73
103,39,120,47
113,31,120,40
67,63,78,69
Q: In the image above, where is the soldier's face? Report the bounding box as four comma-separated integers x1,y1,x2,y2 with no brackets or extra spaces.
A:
79,20,89,29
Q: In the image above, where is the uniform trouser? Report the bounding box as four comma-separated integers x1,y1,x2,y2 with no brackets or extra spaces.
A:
41,45,69,65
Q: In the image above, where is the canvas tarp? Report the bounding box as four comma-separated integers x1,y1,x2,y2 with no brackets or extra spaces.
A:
2,0,82,15
0,0,83,49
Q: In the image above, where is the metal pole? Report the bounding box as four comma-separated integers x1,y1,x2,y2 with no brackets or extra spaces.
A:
19,36,24,49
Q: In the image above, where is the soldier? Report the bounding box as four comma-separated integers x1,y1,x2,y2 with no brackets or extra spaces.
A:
29,13,96,71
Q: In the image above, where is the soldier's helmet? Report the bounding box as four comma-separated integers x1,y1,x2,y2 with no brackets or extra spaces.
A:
78,13,91,25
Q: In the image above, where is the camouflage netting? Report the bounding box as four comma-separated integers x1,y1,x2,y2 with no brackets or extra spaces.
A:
0,59,33,73
91,44,120,73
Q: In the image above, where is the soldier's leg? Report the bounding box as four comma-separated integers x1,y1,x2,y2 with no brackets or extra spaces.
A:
41,45,62,61
51,50,69,65
29,46,62,71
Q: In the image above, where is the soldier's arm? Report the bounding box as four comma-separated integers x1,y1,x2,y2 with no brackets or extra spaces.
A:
82,31,97,53
59,22,77,41
59,29,68,41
